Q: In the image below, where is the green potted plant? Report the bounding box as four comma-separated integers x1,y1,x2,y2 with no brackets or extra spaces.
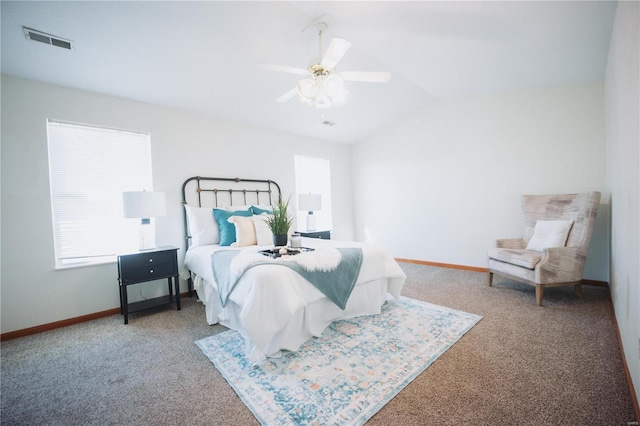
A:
265,196,294,247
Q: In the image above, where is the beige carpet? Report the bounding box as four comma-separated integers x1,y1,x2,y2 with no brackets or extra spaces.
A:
1,264,636,425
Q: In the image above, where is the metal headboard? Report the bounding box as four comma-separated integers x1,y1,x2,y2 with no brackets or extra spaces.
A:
181,175,282,246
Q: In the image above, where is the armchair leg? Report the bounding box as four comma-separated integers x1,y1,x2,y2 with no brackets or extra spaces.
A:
535,285,545,307
488,271,493,287
575,284,583,299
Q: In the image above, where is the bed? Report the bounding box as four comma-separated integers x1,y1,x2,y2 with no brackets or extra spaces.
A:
180,176,406,362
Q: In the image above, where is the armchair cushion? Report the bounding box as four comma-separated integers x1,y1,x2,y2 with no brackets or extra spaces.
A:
496,238,526,249
526,220,574,252
488,248,542,270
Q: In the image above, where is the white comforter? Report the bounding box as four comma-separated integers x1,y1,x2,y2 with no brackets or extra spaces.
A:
182,238,406,362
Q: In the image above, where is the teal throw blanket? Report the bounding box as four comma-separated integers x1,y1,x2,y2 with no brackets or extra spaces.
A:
212,248,363,310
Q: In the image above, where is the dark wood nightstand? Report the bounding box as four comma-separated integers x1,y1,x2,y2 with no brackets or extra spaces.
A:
117,246,180,324
297,230,331,240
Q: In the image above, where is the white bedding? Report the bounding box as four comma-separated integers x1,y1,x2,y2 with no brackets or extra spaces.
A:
182,237,406,362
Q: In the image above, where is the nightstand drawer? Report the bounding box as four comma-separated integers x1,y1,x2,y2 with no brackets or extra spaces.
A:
124,262,176,283
121,250,175,270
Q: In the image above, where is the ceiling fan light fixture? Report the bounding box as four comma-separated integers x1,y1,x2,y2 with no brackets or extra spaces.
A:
323,74,344,96
296,73,347,108
297,78,317,100
314,93,332,109
324,75,347,105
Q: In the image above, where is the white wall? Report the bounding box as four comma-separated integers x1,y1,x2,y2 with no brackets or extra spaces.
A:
605,0,640,409
0,75,354,334
352,82,608,281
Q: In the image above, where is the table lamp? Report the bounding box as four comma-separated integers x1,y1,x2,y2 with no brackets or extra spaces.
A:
122,190,166,250
298,193,321,232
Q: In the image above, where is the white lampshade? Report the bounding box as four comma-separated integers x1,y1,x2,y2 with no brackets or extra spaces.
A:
298,194,321,212
122,191,166,219
297,78,317,100
324,74,345,97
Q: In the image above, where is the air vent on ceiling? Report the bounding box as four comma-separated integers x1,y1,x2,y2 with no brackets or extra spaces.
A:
322,120,336,127
23,27,73,50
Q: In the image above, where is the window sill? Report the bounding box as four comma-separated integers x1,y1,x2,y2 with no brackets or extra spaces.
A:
55,256,117,270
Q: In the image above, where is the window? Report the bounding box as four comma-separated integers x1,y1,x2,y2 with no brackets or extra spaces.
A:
294,155,333,232
47,120,154,268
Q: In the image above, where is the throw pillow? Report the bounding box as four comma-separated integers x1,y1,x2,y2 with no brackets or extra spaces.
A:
213,208,253,246
253,213,274,246
228,215,257,247
184,204,218,247
251,205,273,215
526,220,574,252
223,205,252,211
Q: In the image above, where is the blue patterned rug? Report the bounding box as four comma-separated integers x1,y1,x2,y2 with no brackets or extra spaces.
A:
196,297,482,426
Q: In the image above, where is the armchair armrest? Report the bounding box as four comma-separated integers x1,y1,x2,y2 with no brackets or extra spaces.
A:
536,246,585,284
496,238,526,249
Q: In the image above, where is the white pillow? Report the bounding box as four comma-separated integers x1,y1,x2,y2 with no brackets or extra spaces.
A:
224,204,272,212
224,205,252,211
526,220,574,252
184,204,219,247
228,215,257,247
253,213,274,246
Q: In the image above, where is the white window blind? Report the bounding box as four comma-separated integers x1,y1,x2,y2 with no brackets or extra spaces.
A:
47,120,154,267
294,155,333,231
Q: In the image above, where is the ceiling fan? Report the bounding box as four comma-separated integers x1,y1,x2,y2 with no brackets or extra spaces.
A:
256,23,391,109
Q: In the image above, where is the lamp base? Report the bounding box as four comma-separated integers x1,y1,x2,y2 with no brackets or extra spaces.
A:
306,212,316,232
138,223,157,251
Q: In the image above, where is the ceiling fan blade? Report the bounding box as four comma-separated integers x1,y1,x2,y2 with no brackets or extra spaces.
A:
320,38,352,71
276,87,298,103
341,71,392,83
256,63,310,76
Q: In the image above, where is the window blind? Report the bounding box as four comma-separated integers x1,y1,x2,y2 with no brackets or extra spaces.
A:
47,120,154,267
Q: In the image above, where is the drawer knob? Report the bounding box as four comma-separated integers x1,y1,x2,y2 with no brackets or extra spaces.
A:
149,269,154,274
149,259,153,263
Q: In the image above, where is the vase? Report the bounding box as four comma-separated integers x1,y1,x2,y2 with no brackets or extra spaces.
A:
273,234,288,247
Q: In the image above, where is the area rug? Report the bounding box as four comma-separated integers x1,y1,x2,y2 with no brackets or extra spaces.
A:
196,297,482,426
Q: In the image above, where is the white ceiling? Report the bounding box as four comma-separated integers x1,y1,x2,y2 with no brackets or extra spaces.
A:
1,1,617,143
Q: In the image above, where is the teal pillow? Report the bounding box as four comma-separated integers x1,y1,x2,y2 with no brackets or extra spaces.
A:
251,205,273,215
213,208,253,246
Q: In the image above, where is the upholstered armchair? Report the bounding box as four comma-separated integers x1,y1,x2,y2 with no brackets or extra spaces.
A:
487,192,601,306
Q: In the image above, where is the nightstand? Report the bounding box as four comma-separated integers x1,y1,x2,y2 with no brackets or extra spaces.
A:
117,246,180,324
297,230,331,240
